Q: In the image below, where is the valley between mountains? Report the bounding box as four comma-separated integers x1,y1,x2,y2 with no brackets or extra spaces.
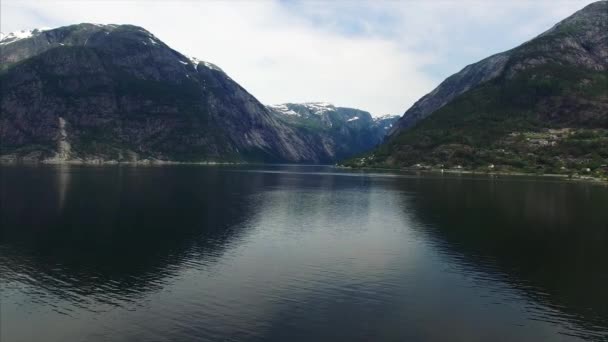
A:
1,1,606,180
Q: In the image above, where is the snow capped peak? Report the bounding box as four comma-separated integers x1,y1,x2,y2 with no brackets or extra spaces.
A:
0,30,33,45
0,28,48,45
0,27,51,45
268,102,337,117
7,30,34,39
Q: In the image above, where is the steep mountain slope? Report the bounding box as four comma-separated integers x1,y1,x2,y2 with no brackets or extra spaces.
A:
0,24,324,163
348,1,608,176
388,0,607,137
267,102,399,161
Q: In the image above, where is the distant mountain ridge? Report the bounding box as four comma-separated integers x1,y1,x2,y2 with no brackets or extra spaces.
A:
346,1,608,177
0,23,393,164
267,102,399,161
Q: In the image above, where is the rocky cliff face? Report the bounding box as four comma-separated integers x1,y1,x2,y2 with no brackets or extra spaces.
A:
0,24,327,163
267,102,399,161
388,0,608,138
347,1,608,175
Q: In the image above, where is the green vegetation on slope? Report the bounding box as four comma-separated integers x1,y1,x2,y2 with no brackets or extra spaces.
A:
343,64,608,179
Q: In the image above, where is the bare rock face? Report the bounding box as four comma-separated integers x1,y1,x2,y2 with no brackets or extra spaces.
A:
0,24,324,163
388,0,608,138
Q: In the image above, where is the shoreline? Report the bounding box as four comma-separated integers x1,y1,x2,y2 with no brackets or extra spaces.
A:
0,156,244,166
336,165,608,184
1,159,606,184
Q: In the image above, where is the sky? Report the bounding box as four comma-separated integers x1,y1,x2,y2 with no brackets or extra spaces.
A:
0,0,596,116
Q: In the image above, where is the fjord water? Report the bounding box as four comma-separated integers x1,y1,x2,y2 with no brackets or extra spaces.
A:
1,165,607,342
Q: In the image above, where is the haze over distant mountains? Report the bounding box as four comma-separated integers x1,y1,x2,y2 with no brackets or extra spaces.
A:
267,103,399,162
0,24,396,164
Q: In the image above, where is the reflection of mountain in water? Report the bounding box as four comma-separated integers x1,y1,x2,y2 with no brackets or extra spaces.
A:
2,166,608,341
0,166,272,306
392,176,608,339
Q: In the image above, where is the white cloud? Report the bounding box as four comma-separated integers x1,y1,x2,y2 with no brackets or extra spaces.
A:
0,0,596,116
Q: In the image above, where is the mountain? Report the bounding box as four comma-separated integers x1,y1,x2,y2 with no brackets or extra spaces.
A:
267,102,399,161
0,23,333,163
346,1,608,176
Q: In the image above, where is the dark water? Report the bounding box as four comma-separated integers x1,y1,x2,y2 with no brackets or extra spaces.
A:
1,165,608,342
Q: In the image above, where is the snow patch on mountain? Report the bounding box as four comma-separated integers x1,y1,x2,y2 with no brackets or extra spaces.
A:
373,114,400,122
268,104,299,116
185,55,223,72
202,61,223,72
268,102,337,117
371,114,400,131
347,116,359,122
302,102,335,115
0,28,49,45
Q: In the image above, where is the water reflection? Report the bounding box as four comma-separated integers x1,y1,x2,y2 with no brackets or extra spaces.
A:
1,166,607,341
0,166,264,306
391,176,608,340
56,164,71,211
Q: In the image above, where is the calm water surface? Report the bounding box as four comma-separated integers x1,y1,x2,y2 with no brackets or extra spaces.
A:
1,165,607,341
